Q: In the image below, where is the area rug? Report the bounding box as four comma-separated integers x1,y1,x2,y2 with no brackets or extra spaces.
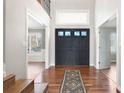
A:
60,70,87,93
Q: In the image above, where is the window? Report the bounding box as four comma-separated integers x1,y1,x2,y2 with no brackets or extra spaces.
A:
81,31,87,36
58,31,64,36
74,31,80,36
56,10,89,25
65,31,71,36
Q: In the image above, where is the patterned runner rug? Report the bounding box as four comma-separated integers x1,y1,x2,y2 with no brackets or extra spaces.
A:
60,70,87,93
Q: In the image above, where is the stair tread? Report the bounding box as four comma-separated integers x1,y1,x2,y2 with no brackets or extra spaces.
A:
34,83,48,93
3,74,15,90
3,74,15,82
4,79,34,93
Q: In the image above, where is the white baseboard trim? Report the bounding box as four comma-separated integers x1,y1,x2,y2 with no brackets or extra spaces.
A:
94,64,99,69
45,63,50,69
28,61,45,62
50,63,95,67
90,63,94,67
49,61,95,67
111,60,116,63
50,63,55,67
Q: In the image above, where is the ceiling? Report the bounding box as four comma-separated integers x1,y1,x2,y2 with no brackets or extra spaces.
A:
28,15,45,29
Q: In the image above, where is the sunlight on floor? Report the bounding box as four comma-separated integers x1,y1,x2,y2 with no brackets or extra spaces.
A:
27,62,45,83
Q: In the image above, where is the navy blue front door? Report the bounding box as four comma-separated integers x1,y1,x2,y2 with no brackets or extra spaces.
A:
55,28,90,66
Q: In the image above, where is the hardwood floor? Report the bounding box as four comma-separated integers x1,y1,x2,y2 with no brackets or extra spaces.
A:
27,62,49,93
101,63,116,84
41,66,119,93
27,62,45,83
28,63,119,93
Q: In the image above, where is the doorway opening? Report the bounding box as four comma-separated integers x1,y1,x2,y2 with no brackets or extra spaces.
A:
26,13,46,81
99,17,117,83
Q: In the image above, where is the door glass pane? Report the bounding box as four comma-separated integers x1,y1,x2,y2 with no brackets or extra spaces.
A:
65,31,71,36
81,31,87,36
74,31,80,36
58,31,64,36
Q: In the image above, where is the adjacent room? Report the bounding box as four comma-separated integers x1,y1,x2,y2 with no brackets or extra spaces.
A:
27,15,46,81
99,17,117,83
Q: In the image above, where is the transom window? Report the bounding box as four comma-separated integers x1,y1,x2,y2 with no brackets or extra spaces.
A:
56,10,89,25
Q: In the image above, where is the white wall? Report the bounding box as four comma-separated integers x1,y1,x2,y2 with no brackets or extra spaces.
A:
95,0,119,27
50,0,95,66
28,50,45,62
95,0,121,90
99,27,117,69
5,0,50,79
110,30,116,62
99,28,111,69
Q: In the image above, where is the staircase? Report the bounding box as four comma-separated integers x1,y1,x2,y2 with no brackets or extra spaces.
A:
3,74,48,93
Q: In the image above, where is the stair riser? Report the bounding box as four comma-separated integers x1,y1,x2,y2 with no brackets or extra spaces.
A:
3,75,15,90
20,80,34,93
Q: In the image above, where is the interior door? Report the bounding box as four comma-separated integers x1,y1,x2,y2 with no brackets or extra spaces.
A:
55,28,90,66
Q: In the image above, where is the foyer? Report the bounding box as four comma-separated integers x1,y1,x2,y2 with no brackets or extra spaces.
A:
3,0,121,93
